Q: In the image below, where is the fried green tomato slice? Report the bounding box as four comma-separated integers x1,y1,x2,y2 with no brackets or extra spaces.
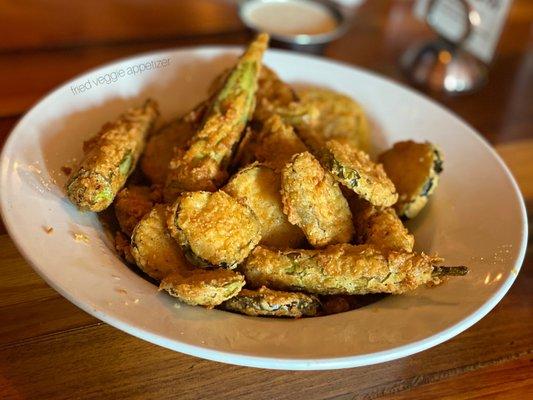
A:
160,268,245,308
67,99,159,212
164,34,269,201
297,87,370,152
224,163,305,248
114,185,163,236
131,204,191,281
321,140,398,207
378,140,443,219
281,152,354,247
252,114,308,171
167,191,261,268
240,244,466,295
221,286,320,317
347,194,414,252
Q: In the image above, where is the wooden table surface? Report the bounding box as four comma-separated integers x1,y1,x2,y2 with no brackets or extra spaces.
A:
0,1,531,399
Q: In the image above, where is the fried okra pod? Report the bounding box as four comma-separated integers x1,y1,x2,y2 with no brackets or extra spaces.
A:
67,99,159,211
114,185,163,236
141,102,206,185
167,191,261,268
281,152,354,247
321,140,398,207
378,140,443,219
223,163,305,248
164,34,269,201
240,244,467,295
221,286,320,317
160,269,245,308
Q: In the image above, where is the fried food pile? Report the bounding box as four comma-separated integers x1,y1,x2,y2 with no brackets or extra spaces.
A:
66,33,467,318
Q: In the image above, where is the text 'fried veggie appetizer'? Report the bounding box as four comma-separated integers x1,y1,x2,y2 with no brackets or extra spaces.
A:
281,152,354,247
240,244,467,296
114,185,163,236
379,140,443,219
160,268,245,308
347,194,414,252
164,34,269,200
224,163,305,248
67,99,159,211
222,286,320,317
321,140,398,207
168,191,261,268
131,204,191,281
297,87,370,152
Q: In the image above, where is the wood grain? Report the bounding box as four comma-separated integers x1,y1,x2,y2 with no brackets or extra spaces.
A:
0,0,531,398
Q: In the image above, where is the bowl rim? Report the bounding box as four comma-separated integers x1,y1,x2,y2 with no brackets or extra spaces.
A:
0,45,528,370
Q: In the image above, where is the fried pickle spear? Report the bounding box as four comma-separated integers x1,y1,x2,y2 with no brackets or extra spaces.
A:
224,163,305,248
379,140,443,219
164,34,269,201
297,87,370,152
167,191,261,268
281,152,353,247
141,102,206,185
240,244,468,295
321,140,398,207
114,185,162,236
346,193,414,252
67,99,159,211
160,269,245,308
221,286,320,317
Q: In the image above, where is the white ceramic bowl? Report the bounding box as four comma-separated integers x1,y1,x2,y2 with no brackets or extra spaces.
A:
0,47,527,370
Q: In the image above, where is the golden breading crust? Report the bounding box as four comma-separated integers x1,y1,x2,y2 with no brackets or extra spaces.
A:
167,191,262,268
281,152,354,247
221,286,320,317
347,193,414,252
114,185,162,236
131,204,191,281
240,244,443,295
297,87,370,152
253,65,297,122
378,140,443,219
224,163,305,248
114,231,135,264
160,268,245,308
321,140,398,207
67,99,159,211
164,34,269,201
140,114,198,185
252,115,308,171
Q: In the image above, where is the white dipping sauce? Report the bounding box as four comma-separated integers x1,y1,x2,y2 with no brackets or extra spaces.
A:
242,0,338,36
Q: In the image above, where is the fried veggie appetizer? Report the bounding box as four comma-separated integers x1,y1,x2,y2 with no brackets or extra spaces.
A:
252,114,308,171
164,34,269,201
168,191,261,268
221,286,320,317
379,140,443,219
281,152,353,247
321,140,398,207
240,244,467,295
67,99,159,211
224,163,305,248
160,268,245,308
347,194,414,252
297,87,370,152
131,204,191,281
114,185,163,236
